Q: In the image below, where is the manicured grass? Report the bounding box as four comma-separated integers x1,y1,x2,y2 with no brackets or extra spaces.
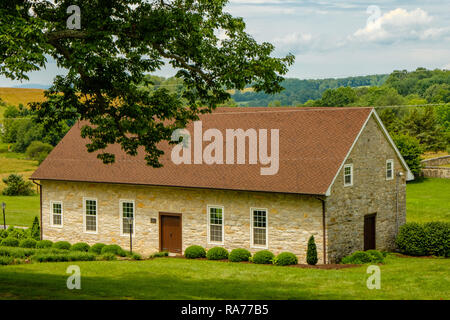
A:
0,254,448,300
0,194,40,227
406,178,450,223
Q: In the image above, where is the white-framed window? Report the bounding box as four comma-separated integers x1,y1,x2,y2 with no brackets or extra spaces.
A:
120,200,135,236
344,164,353,187
251,208,268,248
207,205,224,244
83,198,98,234
386,159,394,180
50,201,63,227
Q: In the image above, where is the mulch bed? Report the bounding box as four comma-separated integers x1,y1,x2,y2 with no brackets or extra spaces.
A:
159,255,360,269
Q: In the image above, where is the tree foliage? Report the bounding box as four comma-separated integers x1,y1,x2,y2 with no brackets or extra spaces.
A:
392,134,423,177
1,174,34,196
0,0,293,167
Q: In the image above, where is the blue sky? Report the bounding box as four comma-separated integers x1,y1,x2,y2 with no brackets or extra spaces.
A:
1,0,449,87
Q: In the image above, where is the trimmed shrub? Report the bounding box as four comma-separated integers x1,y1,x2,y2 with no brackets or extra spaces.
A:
0,229,8,239
19,238,37,248
151,251,169,258
206,247,229,260
36,240,53,249
306,235,318,265
99,252,117,261
89,243,106,255
229,248,251,262
131,253,142,260
7,228,29,240
423,222,450,257
0,247,36,258
52,241,71,250
31,216,40,240
252,250,275,264
0,256,14,265
340,250,385,264
273,252,298,266
32,252,95,263
184,245,206,259
1,237,19,247
101,244,127,257
366,250,385,263
396,222,427,256
70,242,90,252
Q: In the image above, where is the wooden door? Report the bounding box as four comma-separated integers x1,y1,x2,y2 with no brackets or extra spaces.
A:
160,214,182,253
364,214,376,251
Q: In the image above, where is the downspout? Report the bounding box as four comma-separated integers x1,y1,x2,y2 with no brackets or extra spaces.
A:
32,180,42,240
395,172,404,237
315,196,327,264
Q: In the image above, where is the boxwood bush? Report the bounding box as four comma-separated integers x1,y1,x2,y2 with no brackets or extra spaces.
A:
395,223,427,256
70,242,90,252
89,243,106,254
99,252,117,261
229,248,252,262
340,250,385,264
151,251,169,258
0,256,14,265
423,222,449,257
206,247,229,260
252,250,274,264
184,245,206,259
101,244,126,257
0,247,36,258
36,240,53,249
19,238,37,248
52,241,71,250
396,222,449,257
32,252,95,262
1,237,19,247
273,252,298,266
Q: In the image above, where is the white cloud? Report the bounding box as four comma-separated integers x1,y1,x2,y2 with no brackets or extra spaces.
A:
351,8,446,43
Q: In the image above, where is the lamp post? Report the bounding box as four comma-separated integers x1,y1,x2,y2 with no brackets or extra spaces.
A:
1,202,5,230
125,216,133,254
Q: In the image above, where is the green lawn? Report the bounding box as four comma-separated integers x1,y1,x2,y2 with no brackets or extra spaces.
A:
0,195,40,227
0,254,448,300
406,178,450,223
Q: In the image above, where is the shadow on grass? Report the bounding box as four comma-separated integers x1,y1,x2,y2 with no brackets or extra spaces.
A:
0,261,361,300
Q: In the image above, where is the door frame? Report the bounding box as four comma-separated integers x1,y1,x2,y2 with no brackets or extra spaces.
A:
159,212,183,253
364,213,377,251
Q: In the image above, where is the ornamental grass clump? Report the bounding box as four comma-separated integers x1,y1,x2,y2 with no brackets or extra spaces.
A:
89,243,106,254
101,244,127,257
19,238,37,248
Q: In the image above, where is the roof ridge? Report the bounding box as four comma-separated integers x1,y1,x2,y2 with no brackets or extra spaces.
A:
210,107,373,116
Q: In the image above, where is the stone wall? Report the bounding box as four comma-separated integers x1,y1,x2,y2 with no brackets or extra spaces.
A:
421,167,450,179
326,116,407,263
41,181,325,263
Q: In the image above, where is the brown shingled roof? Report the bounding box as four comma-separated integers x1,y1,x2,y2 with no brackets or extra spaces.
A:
31,107,375,195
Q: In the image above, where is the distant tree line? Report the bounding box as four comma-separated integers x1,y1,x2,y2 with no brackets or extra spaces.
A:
0,103,72,163
231,74,388,107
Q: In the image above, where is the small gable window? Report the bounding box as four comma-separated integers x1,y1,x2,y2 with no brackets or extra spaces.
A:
386,159,394,180
344,164,353,187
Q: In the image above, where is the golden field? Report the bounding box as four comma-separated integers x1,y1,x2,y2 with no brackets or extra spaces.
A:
0,87,46,106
